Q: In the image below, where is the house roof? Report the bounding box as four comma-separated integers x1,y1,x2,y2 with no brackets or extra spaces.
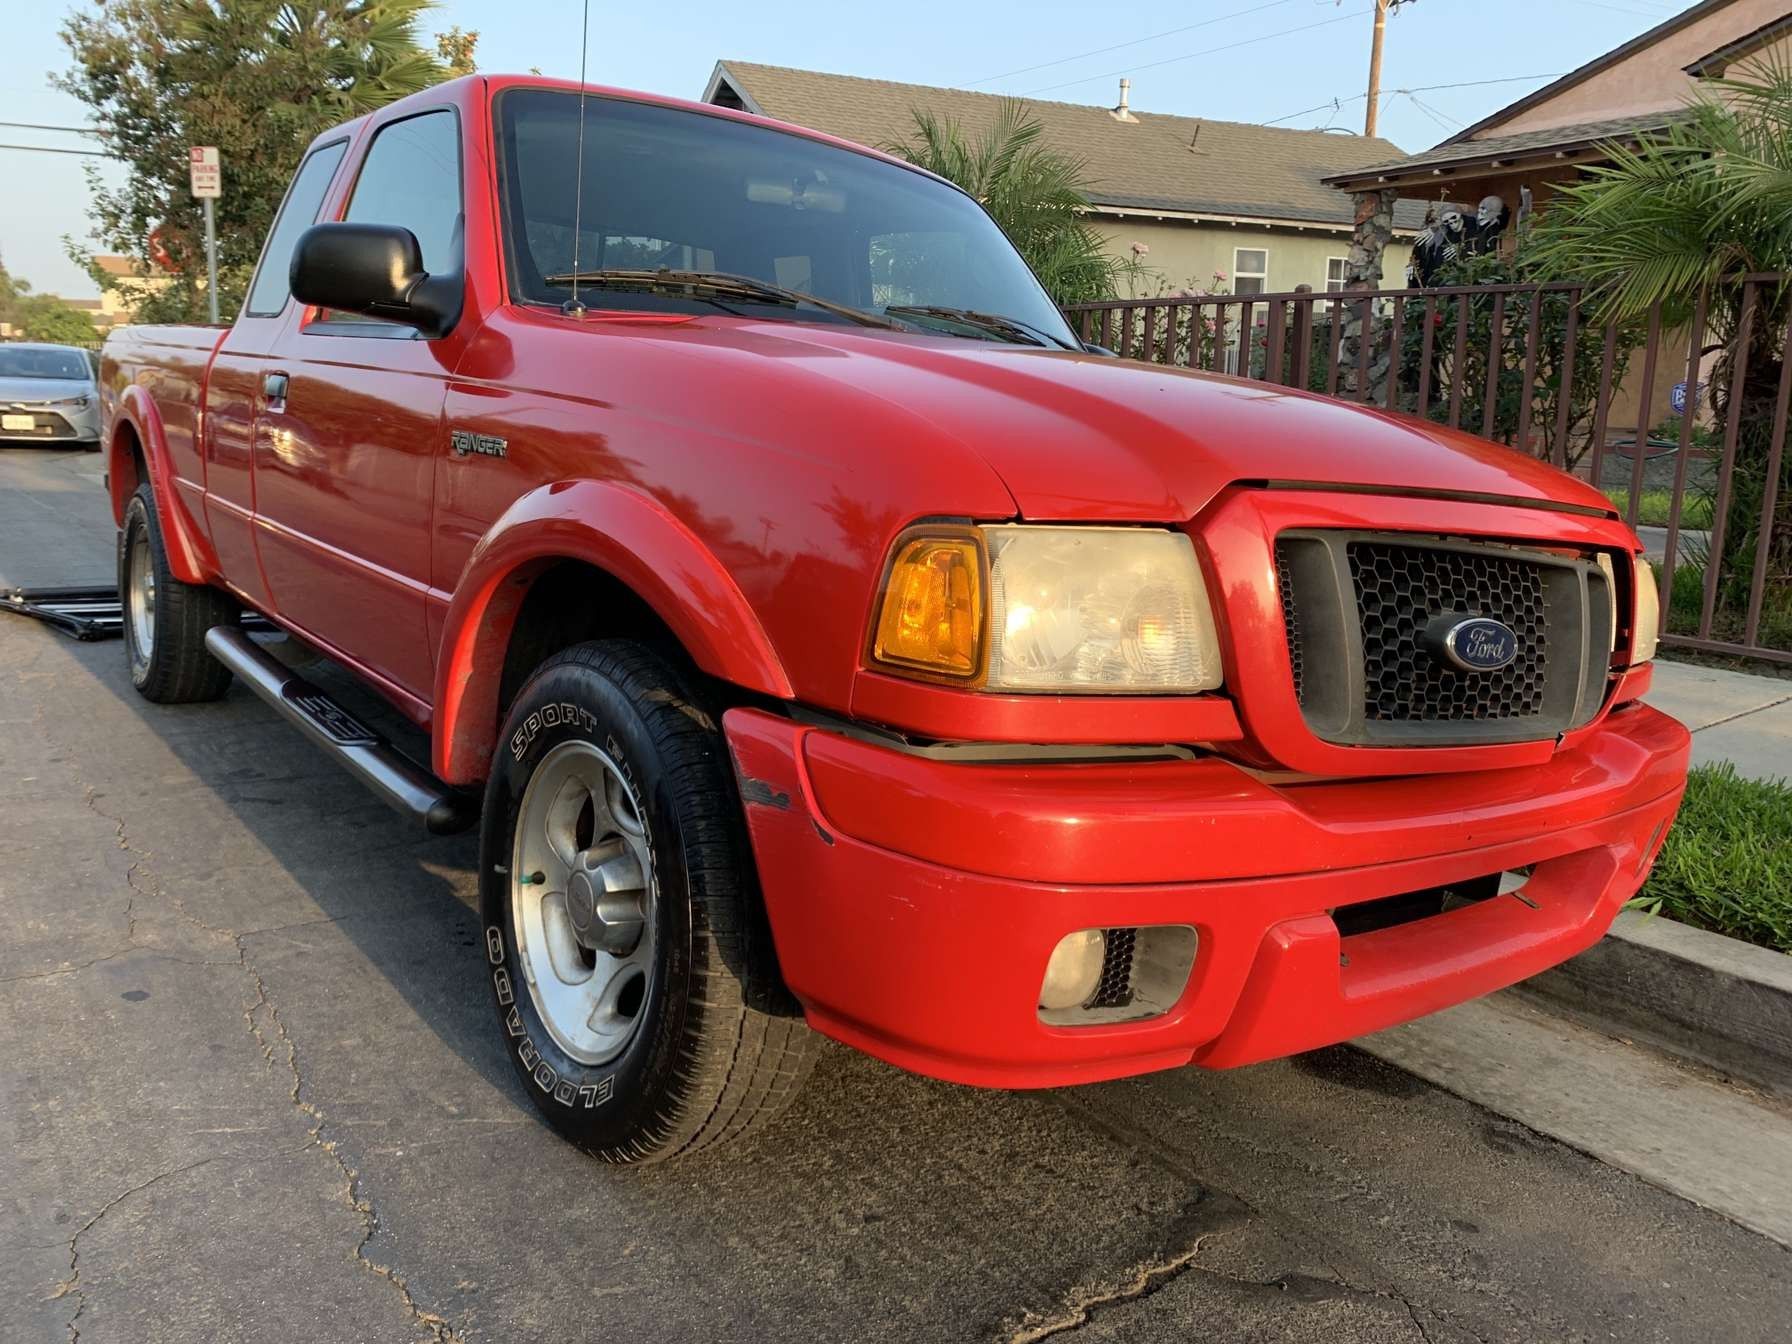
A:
1440,0,1733,145
706,61,1427,231
1322,111,1688,192
1684,12,1792,76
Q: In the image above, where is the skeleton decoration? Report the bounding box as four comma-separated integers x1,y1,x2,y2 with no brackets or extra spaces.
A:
1466,194,1511,255
1408,204,1468,286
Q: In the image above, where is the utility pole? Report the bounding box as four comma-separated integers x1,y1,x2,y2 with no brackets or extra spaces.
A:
1364,0,1389,137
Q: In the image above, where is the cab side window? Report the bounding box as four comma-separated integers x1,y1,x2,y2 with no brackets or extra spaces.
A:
244,141,348,317
317,109,462,324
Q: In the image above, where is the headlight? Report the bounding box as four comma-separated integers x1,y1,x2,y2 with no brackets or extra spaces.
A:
1631,558,1661,664
869,524,1223,693
48,395,92,409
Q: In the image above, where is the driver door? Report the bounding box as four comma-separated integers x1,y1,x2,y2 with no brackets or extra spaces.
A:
251,107,468,708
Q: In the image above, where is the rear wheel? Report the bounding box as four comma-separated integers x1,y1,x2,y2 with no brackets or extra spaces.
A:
480,639,813,1163
121,484,237,702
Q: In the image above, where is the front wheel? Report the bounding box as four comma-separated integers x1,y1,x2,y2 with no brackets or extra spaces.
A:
480,640,813,1163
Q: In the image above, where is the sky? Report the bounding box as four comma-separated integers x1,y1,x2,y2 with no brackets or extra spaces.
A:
3,0,1681,298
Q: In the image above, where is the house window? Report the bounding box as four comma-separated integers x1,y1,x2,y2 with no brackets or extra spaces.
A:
1326,257,1348,293
1233,248,1268,295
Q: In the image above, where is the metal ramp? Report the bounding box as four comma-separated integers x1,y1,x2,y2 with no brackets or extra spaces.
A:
1,584,273,642
0,585,125,640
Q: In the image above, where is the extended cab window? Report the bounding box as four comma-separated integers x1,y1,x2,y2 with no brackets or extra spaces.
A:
492,89,1074,343
244,140,347,317
317,109,461,324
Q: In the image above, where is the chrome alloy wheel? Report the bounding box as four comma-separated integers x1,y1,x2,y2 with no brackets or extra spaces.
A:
511,739,656,1065
126,526,155,662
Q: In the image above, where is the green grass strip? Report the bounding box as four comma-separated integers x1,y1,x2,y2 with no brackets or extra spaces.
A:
1630,762,1792,954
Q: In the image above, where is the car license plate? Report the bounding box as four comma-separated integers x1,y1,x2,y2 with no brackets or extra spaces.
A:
1,414,35,431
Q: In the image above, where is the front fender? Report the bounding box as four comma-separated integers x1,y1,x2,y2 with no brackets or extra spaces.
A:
107,386,216,586
433,479,794,783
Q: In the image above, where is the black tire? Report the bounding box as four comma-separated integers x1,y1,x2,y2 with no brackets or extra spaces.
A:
120,484,238,703
480,639,813,1163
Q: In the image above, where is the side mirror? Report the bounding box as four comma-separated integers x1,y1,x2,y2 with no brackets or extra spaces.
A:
289,222,462,338
1081,341,1119,357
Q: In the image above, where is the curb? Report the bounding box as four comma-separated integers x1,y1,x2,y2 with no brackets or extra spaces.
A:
1515,910,1792,1100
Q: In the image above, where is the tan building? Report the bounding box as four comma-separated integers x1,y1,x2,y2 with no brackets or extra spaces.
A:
1324,0,1790,433
703,61,1422,299
94,253,173,324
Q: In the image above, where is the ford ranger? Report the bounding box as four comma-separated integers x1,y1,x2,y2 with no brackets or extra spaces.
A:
100,75,1688,1164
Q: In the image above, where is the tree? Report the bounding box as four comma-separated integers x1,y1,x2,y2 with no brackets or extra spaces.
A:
58,0,473,325
1527,57,1792,627
0,266,100,345
882,101,1130,307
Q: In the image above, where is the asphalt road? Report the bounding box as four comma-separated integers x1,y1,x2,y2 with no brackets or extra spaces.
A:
2,444,1788,1344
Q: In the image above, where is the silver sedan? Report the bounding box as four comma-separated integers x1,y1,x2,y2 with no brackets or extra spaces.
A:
0,343,103,448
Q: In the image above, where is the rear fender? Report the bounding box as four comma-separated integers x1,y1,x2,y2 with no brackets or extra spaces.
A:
433,479,794,783
107,386,216,585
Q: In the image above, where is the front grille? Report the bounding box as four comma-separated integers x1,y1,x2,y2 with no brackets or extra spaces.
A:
1275,532,1613,747
1348,541,1548,723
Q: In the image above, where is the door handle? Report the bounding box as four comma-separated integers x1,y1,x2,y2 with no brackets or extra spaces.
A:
263,372,289,407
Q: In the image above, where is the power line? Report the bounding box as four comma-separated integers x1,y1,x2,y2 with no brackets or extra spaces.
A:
0,142,112,158
0,120,104,136
1021,8,1371,96
1568,0,1678,17
1261,73,1565,127
967,0,1298,86
1401,91,1460,132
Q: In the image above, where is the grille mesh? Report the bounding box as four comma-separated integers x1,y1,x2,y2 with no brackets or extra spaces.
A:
1347,541,1549,723
1276,545,1305,704
1089,928,1137,1009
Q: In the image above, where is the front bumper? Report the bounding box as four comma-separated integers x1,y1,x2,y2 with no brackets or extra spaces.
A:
724,702,1689,1088
0,403,99,442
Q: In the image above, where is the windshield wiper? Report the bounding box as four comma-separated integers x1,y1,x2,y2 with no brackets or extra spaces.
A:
882,305,1078,351
541,268,902,330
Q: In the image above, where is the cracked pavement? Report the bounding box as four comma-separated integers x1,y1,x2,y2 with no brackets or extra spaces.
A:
3,444,1790,1343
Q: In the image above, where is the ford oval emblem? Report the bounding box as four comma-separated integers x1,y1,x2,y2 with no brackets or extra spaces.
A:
1442,616,1519,672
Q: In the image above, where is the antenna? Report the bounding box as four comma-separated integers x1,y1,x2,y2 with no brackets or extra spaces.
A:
563,0,592,316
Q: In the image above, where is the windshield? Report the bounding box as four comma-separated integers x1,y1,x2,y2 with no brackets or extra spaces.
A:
0,347,91,380
493,89,1077,345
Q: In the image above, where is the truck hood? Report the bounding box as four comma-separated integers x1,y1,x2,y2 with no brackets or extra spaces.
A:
748,324,1615,523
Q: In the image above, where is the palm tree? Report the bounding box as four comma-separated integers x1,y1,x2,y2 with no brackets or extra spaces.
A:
883,100,1128,307
1528,57,1792,617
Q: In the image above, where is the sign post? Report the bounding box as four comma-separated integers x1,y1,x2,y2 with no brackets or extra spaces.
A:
189,147,221,324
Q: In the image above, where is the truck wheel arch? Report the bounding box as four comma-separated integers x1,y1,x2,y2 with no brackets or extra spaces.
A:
107,389,214,586
433,480,794,784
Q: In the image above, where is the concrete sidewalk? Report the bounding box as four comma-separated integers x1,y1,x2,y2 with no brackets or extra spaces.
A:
1645,659,1791,781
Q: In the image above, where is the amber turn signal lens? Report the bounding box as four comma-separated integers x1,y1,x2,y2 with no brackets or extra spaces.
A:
872,534,984,679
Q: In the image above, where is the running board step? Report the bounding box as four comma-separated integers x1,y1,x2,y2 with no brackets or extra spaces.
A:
205,626,477,836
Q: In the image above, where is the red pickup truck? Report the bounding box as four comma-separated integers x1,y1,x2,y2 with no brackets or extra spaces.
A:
101,74,1688,1164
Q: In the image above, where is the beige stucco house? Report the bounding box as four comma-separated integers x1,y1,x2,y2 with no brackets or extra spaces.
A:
1325,0,1790,227
1324,0,1790,434
703,61,1421,299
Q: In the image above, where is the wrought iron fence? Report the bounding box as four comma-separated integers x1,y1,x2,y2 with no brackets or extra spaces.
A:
1066,277,1792,665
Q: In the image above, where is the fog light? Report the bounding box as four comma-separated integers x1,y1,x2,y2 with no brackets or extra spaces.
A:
1039,929,1105,1011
